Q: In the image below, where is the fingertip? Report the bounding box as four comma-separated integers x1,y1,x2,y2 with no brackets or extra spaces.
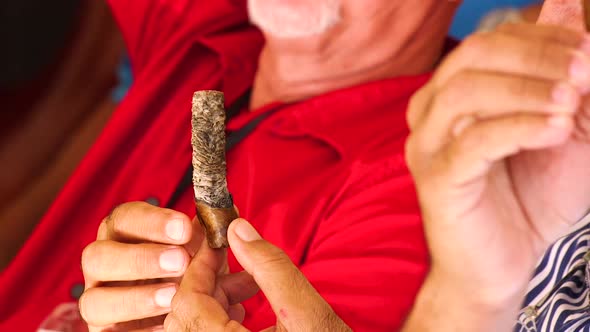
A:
227,218,243,245
546,115,575,143
229,218,248,229
229,218,261,243
548,114,575,129
228,219,257,274
552,81,581,110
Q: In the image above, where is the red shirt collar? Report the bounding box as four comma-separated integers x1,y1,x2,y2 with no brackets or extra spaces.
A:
228,73,432,158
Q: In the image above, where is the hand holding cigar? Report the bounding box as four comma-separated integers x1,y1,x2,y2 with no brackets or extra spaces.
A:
191,90,238,249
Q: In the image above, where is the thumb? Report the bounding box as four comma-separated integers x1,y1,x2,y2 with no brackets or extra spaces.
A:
227,219,349,331
538,0,587,31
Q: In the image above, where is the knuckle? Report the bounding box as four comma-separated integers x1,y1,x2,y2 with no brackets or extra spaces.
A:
170,290,188,312
169,296,203,332
185,320,202,332
495,22,519,33
257,246,292,270
225,320,246,332
256,246,304,288
81,242,102,278
455,126,483,152
164,314,180,332
105,204,122,229
459,33,490,59
404,136,419,172
508,77,531,98
436,71,474,107
404,130,438,178
119,287,142,317
108,203,133,235
107,201,144,222
527,40,553,75
406,86,429,129
78,292,90,323
97,220,108,239
78,290,97,325
130,245,153,275
106,203,125,222
513,115,533,128
445,129,486,173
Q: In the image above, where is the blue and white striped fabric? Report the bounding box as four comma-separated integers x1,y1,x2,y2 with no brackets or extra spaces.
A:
515,216,590,332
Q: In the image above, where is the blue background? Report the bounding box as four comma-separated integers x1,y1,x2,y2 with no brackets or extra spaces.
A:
450,0,540,38
111,0,544,100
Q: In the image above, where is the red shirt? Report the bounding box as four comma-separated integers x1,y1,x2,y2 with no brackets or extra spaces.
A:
0,0,430,331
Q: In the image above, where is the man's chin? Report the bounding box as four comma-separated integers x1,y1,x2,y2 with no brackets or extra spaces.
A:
247,0,341,39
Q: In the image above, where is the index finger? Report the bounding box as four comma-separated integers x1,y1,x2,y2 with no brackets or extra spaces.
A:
434,28,590,89
98,201,192,245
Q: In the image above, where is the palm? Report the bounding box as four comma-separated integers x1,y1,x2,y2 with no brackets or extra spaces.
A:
430,129,590,303
506,0,590,248
510,136,590,240
426,160,537,301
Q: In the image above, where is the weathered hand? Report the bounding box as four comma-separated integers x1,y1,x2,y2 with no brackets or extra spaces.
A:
510,0,590,249
164,218,351,332
404,5,590,330
80,202,202,331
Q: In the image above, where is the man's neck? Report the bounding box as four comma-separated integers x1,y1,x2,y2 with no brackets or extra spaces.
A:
250,2,459,109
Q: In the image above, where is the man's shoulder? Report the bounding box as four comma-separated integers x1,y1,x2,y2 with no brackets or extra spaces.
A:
107,0,259,75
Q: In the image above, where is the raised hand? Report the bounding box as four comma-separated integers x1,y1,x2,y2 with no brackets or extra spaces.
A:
403,2,590,330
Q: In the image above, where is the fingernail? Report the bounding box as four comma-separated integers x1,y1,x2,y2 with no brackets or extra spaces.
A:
452,116,475,137
159,249,185,272
154,286,176,307
548,115,574,128
165,219,185,241
234,219,261,242
569,52,590,86
552,82,579,108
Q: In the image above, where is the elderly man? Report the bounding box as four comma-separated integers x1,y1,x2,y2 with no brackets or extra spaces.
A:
148,1,590,330
78,0,590,331
164,1,590,331
8,0,587,331
1,0,455,330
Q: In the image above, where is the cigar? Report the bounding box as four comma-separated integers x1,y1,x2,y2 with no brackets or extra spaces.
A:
191,90,238,249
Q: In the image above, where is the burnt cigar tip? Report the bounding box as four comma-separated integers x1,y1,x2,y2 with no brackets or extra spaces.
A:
192,90,224,101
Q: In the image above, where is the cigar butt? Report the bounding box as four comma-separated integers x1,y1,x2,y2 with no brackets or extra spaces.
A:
191,90,237,248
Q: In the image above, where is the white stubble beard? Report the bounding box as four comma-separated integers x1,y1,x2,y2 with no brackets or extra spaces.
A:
248,0,342,39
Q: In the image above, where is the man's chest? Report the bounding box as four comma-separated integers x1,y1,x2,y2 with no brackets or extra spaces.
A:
226,119,346,266
0,107,346,331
